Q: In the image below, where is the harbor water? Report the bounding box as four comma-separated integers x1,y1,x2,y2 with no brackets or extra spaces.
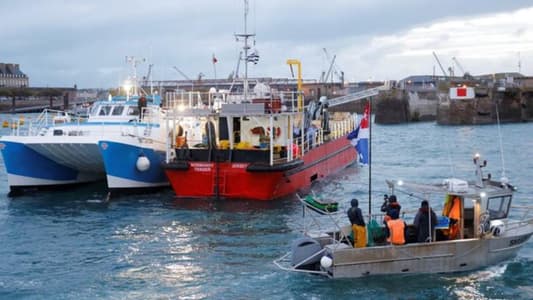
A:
0,119,532,299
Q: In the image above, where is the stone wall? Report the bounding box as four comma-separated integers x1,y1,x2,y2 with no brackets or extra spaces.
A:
375,91,409,124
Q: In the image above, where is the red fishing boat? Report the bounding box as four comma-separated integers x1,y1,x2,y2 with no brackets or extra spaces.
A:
162,91,360,200
161,1,381,200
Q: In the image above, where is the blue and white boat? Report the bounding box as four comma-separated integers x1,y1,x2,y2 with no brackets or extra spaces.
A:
0,94,165,195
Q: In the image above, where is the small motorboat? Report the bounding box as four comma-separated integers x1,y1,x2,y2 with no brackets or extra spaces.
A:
274,154,533,278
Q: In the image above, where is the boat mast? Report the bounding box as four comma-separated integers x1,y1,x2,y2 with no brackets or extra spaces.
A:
368,98,372,218
235,0,254,101
125,56,145,97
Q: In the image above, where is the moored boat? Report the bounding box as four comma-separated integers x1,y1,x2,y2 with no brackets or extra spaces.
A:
162,87,360,200
0,92,163,195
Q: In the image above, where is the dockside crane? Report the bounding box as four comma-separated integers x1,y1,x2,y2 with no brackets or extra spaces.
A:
172,66,194,90
452,56,473,79
432,51,448,78
452,57,465,75
172,66,191,81
322,48,344,83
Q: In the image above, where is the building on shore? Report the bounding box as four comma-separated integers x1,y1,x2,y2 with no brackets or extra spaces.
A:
0,63,29,87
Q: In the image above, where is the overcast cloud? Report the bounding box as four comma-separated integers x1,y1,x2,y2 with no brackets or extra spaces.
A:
1,0,532,88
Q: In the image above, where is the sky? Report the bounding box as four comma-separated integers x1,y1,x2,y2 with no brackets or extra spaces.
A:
1,0,533,89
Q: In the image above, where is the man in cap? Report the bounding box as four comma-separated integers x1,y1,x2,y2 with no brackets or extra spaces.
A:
347,198,367,248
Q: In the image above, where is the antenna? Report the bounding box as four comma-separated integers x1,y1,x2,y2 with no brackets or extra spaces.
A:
494,92,507,182
518,52,522,74
125,56,145,96
235,0,259,102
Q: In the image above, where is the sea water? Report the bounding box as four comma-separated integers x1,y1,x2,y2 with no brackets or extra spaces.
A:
0,120,531,299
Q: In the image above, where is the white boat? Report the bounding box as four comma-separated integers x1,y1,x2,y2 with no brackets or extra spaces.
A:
274,154,533,278
0,94,164,195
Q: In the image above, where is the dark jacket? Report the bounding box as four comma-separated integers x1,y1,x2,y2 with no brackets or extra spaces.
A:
381,202,401,220
347,206,365,226
413,207,438,242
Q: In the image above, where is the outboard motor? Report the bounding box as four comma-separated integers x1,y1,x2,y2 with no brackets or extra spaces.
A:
291,237,323,270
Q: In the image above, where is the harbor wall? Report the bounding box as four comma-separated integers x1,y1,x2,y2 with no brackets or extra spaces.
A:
436,86,530,125
370,81,533,126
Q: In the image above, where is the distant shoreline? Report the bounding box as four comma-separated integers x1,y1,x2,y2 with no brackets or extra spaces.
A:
0,99,69,114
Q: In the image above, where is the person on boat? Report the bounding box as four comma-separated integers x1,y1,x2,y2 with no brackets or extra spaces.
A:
385,213,407,245
413,200,437,243
347,198,367,248
381,194,401,223
443,196,461,239
306,125,318,149
138,94,147,120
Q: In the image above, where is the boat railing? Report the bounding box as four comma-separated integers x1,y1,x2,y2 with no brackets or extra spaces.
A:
166,91,208,110
140,106,161,124
9,109,87,136
166,89,303,114
296,194,352,246
298,116,356,155
329,117,356,140
505,205,533,232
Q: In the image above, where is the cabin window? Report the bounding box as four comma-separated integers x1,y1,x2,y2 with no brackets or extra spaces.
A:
111,106,124,116
487,196,511,220
89,105,99,116
99,105,112,116
127,107,139,116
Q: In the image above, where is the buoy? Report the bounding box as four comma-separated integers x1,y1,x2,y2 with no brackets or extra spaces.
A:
320,255,333,268
136,155,150,172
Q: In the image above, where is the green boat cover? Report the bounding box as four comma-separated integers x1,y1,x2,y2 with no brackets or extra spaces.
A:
304,195,338,214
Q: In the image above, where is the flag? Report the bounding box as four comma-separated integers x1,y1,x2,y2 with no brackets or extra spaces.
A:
212,54,218,64
347,103,369,165
246,50,260,64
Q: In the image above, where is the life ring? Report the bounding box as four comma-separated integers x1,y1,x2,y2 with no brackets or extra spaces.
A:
267,127,281,139
250,126,265,135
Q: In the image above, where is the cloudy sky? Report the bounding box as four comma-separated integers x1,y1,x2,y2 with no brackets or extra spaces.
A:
1,0,532,88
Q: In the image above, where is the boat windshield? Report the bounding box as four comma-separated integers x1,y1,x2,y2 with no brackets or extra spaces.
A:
99,105,112,116
487,195,512,219
111,105,125,116
127,106,139,116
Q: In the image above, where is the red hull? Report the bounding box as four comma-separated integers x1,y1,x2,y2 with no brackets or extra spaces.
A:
164,136,356,201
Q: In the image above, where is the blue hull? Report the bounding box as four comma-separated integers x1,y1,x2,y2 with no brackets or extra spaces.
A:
0,141,97,189
98,141,168,189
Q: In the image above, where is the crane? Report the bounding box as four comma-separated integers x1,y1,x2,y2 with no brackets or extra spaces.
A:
172,66,193,90
322,48,343,83
452,57,465,76
172,66,191,81
432,51,448,78
144,64,153,81
324,54,337,83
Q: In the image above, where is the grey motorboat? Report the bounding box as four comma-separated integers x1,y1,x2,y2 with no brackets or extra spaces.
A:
274,154,533,278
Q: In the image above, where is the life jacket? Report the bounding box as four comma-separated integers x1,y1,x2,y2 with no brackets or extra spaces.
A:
387,219,406,245
448,197,461,220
